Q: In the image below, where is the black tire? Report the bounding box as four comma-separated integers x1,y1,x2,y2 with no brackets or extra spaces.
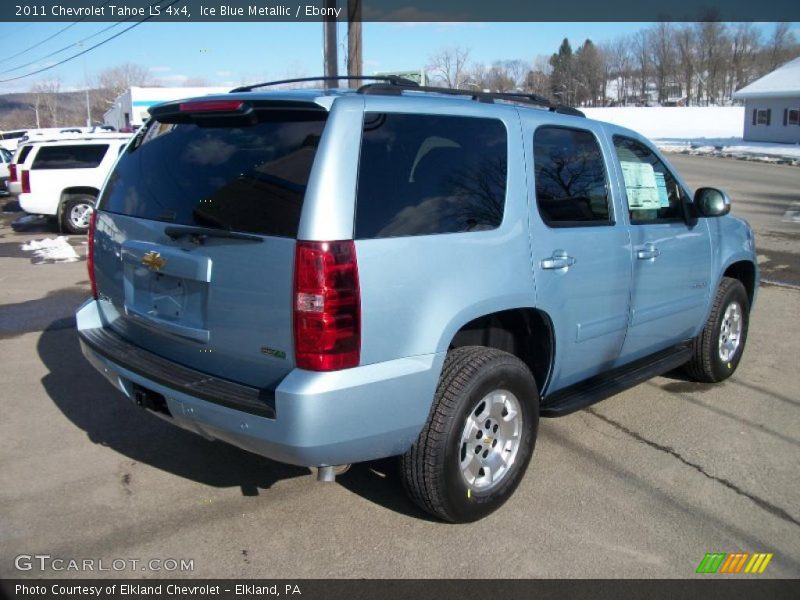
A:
59,194,96,235
401,346,539,522
684,277,750,383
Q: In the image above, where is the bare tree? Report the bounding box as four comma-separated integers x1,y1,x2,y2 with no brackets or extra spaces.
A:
31,79,61,127
729,23,761,98
606,36,632,104
523,55,552,97
97,63,151,109
632,29,651,102
766,22,797,70
675,26,695,105
694,21,729,105
428,47,471,89
650,23,676,103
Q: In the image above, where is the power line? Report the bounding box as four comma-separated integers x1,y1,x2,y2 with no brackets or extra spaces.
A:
0,0,184,84
1,22,123,75
0,0,114,66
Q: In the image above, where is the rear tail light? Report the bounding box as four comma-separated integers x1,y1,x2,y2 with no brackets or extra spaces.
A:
8,163,16,183
87,210,98,299
293,240,360,371
20,170,30,193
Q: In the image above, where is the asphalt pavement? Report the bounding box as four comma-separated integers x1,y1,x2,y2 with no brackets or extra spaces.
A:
0,156,798,579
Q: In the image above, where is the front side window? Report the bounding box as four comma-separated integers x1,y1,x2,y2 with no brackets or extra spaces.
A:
533,126,611,226
613,135,687,224
355,113,507,239
31,144,109,170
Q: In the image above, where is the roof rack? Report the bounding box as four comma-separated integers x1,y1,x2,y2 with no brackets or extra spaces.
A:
357,82,585,117
230,75,419,93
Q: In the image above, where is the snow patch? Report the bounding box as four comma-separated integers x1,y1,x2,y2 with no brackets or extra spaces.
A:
21,236,80,264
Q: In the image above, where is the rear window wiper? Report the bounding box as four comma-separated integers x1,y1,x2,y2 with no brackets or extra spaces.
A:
163,225,263,243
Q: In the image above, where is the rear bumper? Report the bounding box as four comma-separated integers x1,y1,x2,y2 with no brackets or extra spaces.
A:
19,192,57,216
76,300,443,467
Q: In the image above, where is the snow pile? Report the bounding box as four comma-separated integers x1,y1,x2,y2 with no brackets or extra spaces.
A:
657,138,800,161
21,236,80,263
583,106,744,139
584,106,799,163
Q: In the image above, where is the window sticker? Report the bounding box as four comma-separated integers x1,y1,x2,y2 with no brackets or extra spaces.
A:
654,171,670,208
620,161,661,210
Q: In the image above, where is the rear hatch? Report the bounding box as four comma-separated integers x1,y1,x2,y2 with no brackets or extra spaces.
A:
93,98,329,389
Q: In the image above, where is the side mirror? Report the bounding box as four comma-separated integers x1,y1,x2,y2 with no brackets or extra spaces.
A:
694,187,731,218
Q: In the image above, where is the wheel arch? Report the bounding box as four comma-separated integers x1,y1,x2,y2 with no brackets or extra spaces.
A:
60,186,100,205
721,259,757,307
446,307,556,395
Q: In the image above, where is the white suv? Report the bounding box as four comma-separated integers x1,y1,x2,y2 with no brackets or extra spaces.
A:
16,135,130,233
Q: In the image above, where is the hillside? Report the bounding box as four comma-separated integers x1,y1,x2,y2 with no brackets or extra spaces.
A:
0,90,108,130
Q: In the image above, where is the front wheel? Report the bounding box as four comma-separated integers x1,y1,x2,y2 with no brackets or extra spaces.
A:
401,346,539,522
684,277,750,383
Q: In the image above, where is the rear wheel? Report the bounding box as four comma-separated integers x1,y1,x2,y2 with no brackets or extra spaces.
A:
59,194,95,234
684,277,750,383
401,346,539,522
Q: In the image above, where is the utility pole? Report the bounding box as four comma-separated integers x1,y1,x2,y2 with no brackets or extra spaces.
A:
347,0,362,87
77,42,91,126
322,0,338,88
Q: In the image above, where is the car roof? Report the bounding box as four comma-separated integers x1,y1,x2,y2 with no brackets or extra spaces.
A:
156,87,601,124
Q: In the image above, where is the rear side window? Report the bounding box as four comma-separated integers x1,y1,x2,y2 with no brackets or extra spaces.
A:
32,144,109,170
99,110,327,238
355,113,507,239
533,126,611,226
16,145,33,164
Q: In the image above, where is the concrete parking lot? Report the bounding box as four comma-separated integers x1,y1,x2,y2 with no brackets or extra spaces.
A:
0,155,798,579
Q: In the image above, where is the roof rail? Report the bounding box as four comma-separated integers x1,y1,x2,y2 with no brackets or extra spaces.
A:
230,75,420,93
357,82,585,117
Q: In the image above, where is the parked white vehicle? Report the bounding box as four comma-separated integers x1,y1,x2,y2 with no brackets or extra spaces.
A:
0,130,28,152
17,135,131,233
0,147,12,190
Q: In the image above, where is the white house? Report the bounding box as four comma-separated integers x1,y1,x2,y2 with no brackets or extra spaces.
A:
733,56,800,144
103,86,230,130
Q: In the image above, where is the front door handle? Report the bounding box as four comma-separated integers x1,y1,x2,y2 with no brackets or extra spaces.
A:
636,244,661,260
541,251,577,270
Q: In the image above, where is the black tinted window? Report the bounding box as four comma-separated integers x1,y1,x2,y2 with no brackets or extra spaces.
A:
355,113,507,239
613,136,686,223
99,110,327,238
32,144,108,170
533,126,610,225
16,145,33,164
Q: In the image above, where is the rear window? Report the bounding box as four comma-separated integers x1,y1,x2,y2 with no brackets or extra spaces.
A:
32,144,109,170
355,113,507,239
0,131,26,140
98,110,327,238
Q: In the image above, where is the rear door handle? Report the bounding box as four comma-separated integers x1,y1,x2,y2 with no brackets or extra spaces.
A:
541,251,577,270
636,244,661,260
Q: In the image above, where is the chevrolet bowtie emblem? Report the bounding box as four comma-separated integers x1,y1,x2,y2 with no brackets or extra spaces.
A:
141,250,166,271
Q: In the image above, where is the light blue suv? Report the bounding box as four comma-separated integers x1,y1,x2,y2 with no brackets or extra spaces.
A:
77,77,758,522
